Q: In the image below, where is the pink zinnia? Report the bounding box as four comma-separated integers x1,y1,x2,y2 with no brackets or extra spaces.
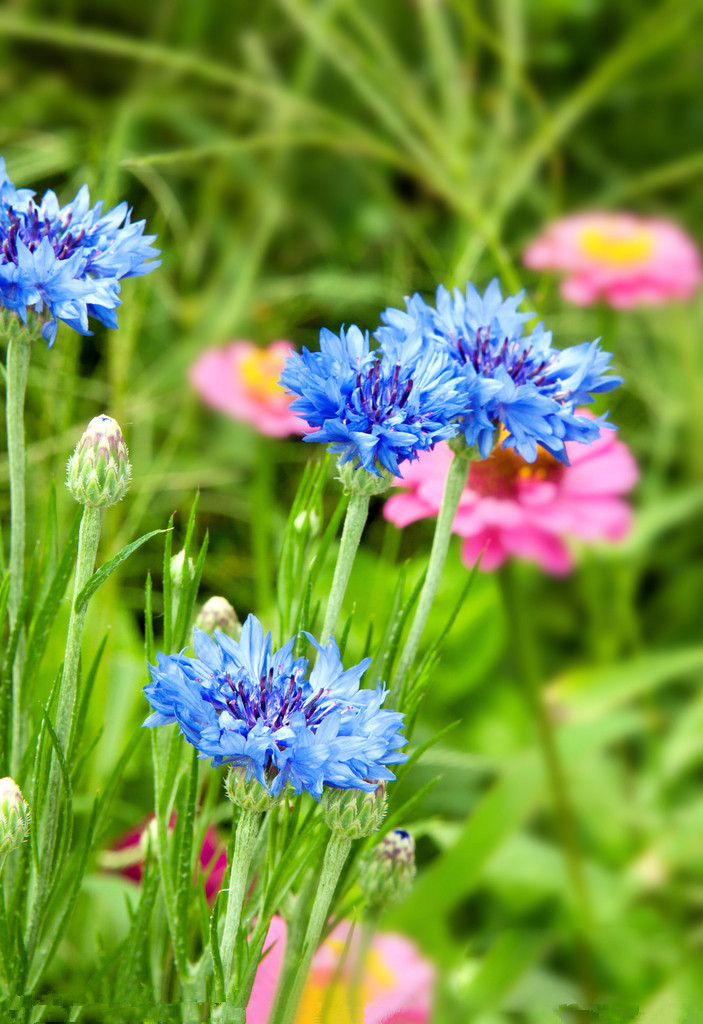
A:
247,916,435,1024
384,417,638,576
189,340,306,438
523,211,702,308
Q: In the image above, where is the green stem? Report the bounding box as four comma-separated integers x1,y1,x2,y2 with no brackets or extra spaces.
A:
320,489,370,643
217,809,261,1005
55,504,103,752
275,831,351,1024
251,435,274,613
27,504,103,962
499,561,595,1005
6,330,31,776
390,450,470,706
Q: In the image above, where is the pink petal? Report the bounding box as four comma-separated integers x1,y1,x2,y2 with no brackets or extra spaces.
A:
460,530,509,571
246,916,288,1024
561,442,639,497
502,526,573,575
384,492,436,528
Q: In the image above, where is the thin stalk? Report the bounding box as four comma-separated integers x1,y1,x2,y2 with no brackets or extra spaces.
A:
24,504,103,971
275,831,351,1024
320,489,370,643
499,561,595,1005
390,450,470,705
54,505,103,751
6,329,31,776
216,808,261,1008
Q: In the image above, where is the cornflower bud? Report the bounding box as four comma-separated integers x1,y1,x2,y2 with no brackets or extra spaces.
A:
196,596,241,639
322,784,387,840
0,777,30,856
225,766,282,814
337,461,393,496
66,414,131,508
359,828,416,909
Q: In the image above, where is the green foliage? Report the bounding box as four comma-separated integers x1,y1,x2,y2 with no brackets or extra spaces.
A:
0,0,702,1019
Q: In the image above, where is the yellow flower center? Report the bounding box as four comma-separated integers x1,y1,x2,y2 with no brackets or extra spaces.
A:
294,943,396,1024
239,348,288,402
579,223,654,266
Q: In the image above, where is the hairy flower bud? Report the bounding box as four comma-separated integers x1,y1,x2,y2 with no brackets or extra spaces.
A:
359,828,416,909
225,767,282,813
66,414,131,508
196,596,241,639
337,461,392,496
322,784,387,840
0,777,30,856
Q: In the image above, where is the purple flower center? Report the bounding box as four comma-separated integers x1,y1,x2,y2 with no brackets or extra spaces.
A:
453,326,558,388
1,203,89,266
213,667,332,735
354,360,414,423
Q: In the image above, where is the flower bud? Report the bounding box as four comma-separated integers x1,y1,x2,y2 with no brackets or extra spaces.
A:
336,461,392,496
196,596,241,639
0,778,30,856
225,766,282,813
66,414,131,508
293,509,320,537
322,784,387,840
169,549,194,588
359,828,416,908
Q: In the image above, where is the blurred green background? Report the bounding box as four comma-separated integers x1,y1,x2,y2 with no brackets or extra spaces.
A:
2,0,703,1020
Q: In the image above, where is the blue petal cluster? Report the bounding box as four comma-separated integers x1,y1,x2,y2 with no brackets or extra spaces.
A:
0,157,160,345
279,324,466,475
376,280,622,464
143,614,407,800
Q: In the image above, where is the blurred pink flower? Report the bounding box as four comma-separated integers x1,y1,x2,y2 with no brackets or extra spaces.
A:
384,417,638,575
104,815,227,903
189,340,306,438
247,916,435,1024
523,212,702,308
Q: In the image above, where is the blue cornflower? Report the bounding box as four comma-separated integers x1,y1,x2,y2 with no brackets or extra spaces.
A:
0,157,160,346
376,279,622,464
143,614,407,800
279,324,466,476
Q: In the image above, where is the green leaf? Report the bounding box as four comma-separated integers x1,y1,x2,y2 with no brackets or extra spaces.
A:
462,930,548,1012
210,895,225,1002
162,513,175,651
74,527,166,614
556,647,703,720
68,633,109,765
22,510,81,693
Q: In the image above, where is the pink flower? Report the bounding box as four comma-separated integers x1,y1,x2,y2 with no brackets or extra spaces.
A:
189,340,306,438
103,816,227,903
384,417,638,576
247,917,435,1024
523,212,702,308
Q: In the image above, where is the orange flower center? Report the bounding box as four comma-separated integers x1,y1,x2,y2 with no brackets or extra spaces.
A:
469,441,563,498
579,223,654,266
239,348,288,402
